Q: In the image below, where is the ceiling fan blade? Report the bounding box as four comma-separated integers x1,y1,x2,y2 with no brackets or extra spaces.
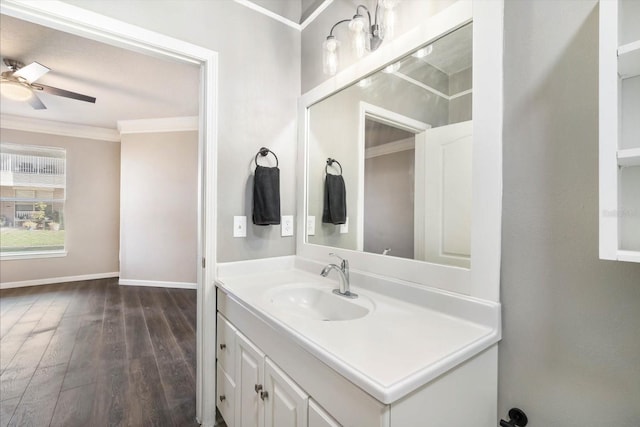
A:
28,93,47,110
14,62,50,83
37,84,96,103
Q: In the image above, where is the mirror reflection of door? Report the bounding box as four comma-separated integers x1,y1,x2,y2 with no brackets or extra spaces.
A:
363,119,417,259
415,121,472,267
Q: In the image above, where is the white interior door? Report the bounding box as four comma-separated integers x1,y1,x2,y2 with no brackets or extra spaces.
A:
264,358,308,427
414,120,472,267
235,333,265,427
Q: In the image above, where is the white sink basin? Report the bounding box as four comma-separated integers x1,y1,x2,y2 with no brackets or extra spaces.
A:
268,285,372,321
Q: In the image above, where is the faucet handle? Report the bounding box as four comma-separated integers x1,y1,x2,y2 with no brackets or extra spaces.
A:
329,253,348,270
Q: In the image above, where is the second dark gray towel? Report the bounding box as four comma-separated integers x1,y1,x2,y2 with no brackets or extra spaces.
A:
322,174,346,224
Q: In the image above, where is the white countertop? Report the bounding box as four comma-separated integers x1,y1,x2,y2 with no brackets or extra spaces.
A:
216,257,500,404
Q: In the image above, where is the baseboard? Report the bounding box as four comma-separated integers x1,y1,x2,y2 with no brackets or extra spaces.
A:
118,279,197,290
0,272,120,289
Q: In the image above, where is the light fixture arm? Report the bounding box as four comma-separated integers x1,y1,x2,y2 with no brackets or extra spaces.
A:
328,19,351,37
356,5,373,27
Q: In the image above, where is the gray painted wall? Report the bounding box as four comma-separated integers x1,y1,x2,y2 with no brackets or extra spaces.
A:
500,1,640,425
364,147,415,259
63,0,301,262
0,129,120,284
120,131,198,284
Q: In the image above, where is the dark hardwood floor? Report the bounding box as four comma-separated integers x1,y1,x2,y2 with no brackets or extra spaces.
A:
0,278,199,427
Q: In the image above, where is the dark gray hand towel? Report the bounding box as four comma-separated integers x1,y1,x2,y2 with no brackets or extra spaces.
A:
322,174,347,224
253,165,281,225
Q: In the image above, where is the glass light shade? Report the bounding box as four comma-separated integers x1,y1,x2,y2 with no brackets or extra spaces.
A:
0,81,32,101
381,62,401,74
381,0,398,40
349,16,367,58
412,44,433,59
323,37,340,76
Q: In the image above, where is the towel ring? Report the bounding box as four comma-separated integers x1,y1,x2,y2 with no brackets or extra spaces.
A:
255,147,278,168
326,158,342,175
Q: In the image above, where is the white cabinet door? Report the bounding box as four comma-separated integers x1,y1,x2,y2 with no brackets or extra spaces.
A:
217,362,236,427
217,313,237,375
309,399,341,427
264,358,308,427
235,332,265,427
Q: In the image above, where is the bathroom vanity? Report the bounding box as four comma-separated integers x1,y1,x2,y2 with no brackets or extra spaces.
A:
213,1,505,426
215,257,500,427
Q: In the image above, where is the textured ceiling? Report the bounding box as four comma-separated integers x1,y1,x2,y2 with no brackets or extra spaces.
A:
0,14,200,129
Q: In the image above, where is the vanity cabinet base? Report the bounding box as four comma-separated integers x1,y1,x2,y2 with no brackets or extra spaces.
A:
217,287,497,427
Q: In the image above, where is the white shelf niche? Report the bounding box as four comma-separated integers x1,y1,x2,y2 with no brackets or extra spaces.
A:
618,40,640,78
618,148,640,167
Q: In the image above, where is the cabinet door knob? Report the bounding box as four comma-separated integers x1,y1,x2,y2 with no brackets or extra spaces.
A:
260,391,269,400
219,343,226,350
219,395,226,402
254,384,263,393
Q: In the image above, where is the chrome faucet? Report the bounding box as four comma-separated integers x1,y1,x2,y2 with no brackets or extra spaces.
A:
320,253,357,299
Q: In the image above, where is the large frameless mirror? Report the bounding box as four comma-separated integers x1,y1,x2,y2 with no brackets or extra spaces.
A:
306,23,473,268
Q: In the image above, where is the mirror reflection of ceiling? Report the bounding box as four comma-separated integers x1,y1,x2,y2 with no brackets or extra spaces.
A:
0,14,199,129
365,119,414,148
359,23,473,101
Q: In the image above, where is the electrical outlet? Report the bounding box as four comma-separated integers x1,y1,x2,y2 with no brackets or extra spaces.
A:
233,216,247,237
340,217,349,234
307,216,316,235
281,215,294,237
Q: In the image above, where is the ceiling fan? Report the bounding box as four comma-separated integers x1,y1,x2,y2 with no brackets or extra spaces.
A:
0,58,96,110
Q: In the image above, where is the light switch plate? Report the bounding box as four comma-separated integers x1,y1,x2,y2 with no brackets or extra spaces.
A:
340,217,349,234
233,216,247,237
307,216,316,235
281,215,294,237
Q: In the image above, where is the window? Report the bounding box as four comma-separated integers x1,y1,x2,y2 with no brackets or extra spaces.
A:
1,142,66,257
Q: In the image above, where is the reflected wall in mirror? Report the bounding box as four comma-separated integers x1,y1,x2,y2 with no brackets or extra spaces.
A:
307,23,472,268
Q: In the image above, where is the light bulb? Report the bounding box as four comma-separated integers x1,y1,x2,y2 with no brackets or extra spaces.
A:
381,62,401,74
357,77,371,88
349,15,366,58
412,45,433,59
323,37,340,75
0,81,33,101
381,0,398,40
348,15,365,32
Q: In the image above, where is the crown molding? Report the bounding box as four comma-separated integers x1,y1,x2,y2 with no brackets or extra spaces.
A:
233,0,333,31
0,114,120,141
117,116,199,134
365,137,416,159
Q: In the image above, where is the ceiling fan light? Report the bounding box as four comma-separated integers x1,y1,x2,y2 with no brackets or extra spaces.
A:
0,80,33,101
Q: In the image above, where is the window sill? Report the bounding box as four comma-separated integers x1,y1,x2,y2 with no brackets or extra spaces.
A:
1,250,68,261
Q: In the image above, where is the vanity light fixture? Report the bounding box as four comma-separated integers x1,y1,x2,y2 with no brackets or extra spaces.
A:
322,0,399,75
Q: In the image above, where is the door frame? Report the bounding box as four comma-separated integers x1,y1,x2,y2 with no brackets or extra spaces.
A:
358,102,429,252
0,1,218,425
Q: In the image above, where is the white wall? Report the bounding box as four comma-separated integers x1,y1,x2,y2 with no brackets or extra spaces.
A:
62,0,301,262
500,0,640,424
119,131,197,285
0,128,120,285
